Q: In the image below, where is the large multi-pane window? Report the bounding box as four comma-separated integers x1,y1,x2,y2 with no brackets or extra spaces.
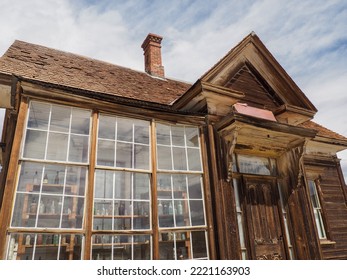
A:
6,101,208,260
156,123,208,260
8,101,91,260
92,115,152,260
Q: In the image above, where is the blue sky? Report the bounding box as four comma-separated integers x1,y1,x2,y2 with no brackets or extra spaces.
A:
0,0,347,174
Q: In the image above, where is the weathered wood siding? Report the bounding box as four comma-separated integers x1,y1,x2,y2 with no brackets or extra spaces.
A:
225,65,281,111
304,160,347,259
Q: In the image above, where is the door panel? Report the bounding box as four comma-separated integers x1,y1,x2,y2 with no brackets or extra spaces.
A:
243,176,286,260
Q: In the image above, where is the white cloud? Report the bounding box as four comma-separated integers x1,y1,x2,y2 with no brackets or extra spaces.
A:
0,0,346,179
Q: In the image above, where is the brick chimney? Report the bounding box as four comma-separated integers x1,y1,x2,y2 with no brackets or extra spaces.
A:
141,33,165,78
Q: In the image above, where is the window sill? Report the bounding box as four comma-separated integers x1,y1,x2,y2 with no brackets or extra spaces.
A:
320,240,336,247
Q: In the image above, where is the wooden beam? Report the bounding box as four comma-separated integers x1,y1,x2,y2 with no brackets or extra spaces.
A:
83,110,98,260
150,120,159,259
199,126,216,259
0,96,28,259
206,123,228,259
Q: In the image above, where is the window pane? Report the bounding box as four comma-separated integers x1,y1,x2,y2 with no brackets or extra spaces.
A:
61,197,84,228
117,118,133,142
133,201,150,229
37,195,62,228
50,105,70,132
185,127,200,147
159,234,175,259
190,200,205,226
11,193,39,227
97,140,115,166
94,199,113,230
192,231,208,259
172,147,187,170
237,154,271,175
46,132,68,161
172,174,187,199
114,235,131,260
23,130,47,159
65,166,87,196
27,102,50,129
175,232,190,259
114,172,132,199
156,123,171,145
17,162,43,192
187,148,202,171
157,174,172,198
134,144,149,170
69,134,89,163
158,200,174,227
188,175,203,199
98,115,116,139
92,235,112,260
94,170,113,199
133,235,151,260
157,146,172,170
116,142,132,168
71,108,90,135
41,164,64,193
171,126,185,146
134,120,149,144
133,173,150,200
308,181,319,208
175,200,190,227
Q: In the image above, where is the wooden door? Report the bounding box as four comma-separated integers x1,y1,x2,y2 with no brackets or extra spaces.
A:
243,176,286,260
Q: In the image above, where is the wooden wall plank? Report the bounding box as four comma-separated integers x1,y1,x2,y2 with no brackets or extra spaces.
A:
304,161,347,260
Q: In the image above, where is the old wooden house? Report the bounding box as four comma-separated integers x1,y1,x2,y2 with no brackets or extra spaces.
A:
0,32,347,260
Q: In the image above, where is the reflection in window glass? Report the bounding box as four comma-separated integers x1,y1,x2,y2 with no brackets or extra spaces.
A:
97,115,150,170
46,132,68,161
23,130,47,159
23,101,91,163
71,108,90,135
98,115,115,139
50,106,70,132
237,154,275,176
156,123,171,145
156,124,202,172
172,147,187,170
27,102,50,129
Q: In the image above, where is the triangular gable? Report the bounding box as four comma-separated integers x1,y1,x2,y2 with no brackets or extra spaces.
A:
174,32,317,125
224,63,283,111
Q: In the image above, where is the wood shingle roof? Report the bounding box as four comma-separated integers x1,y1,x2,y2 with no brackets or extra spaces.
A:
0,40,191,105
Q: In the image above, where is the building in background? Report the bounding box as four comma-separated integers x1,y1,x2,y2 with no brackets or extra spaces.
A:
0,33,347,260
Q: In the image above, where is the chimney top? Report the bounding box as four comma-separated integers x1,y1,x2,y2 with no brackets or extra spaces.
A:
141,33,165,78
